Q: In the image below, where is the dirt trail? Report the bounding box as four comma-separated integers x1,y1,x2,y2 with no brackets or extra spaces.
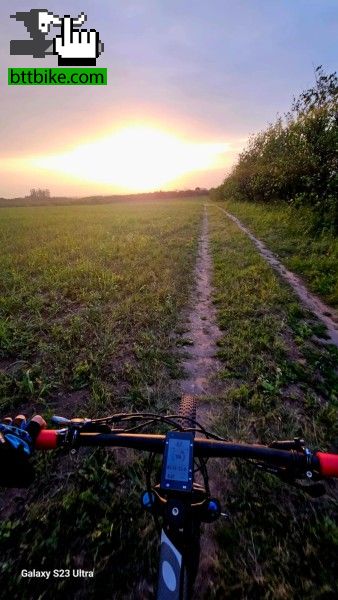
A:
177,205,225,598
178,206,222,399
213,204,338,347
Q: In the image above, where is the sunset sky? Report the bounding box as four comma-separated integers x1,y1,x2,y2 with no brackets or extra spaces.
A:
1,0,337,197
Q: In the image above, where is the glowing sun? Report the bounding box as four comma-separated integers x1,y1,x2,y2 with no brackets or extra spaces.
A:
28,125,230,191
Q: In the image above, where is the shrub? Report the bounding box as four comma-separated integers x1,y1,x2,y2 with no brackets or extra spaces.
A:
217,67,338,234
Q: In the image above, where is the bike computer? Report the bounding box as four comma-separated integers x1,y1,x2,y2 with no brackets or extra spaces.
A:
160,431,194,493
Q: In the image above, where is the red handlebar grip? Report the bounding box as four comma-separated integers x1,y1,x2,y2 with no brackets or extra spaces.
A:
316,452,338,477
35,430,58,449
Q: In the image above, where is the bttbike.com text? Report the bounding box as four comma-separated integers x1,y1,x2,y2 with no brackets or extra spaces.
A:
21,569,94,579
8,67,107,85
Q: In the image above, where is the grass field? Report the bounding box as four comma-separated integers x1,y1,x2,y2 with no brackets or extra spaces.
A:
220,200,338,308
0,201,203,413
0,199,203,598
0,198,338,599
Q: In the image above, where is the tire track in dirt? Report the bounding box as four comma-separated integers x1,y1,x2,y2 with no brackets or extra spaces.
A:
178,205,223,400
177,205,225,599
213,204,338,347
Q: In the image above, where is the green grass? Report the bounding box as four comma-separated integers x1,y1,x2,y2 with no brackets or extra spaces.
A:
0,199,204,598
1,198,338,598
218,199,338,308
206,204,338,599
0,201,203,413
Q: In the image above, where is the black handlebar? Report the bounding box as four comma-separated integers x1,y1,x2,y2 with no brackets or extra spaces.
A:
38,429,320,475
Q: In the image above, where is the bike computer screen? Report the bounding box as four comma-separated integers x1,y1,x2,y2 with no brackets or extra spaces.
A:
160,432,194,492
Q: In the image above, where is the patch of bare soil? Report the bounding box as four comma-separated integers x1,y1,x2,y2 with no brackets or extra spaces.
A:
214,205,338,347
0,359,20,373
48,389,89,417
176,206,227,598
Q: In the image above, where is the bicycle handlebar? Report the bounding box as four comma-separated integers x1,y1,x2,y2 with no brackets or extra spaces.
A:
35,429,338,478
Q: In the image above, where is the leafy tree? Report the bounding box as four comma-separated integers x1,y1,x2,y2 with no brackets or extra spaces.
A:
218,67,338,233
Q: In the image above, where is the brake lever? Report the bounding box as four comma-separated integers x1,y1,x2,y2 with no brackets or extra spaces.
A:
252,461,326,497
298,482,326,498
269,437,305,451
283,477,326,497
78,422,112,434
51,416,112,434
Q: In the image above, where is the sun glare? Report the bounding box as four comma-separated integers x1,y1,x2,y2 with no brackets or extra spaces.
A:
27,126,230,191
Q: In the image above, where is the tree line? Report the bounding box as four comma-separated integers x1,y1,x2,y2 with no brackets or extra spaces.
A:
214,67,338,234
0,188,209,208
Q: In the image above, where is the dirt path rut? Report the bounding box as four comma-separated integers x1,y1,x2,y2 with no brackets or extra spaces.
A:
177,205,225,598
179,206,222,398
213,204,338,347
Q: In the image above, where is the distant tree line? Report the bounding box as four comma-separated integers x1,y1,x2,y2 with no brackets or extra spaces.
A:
0,188,209,208
214,67,338,234
28,188,50,199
